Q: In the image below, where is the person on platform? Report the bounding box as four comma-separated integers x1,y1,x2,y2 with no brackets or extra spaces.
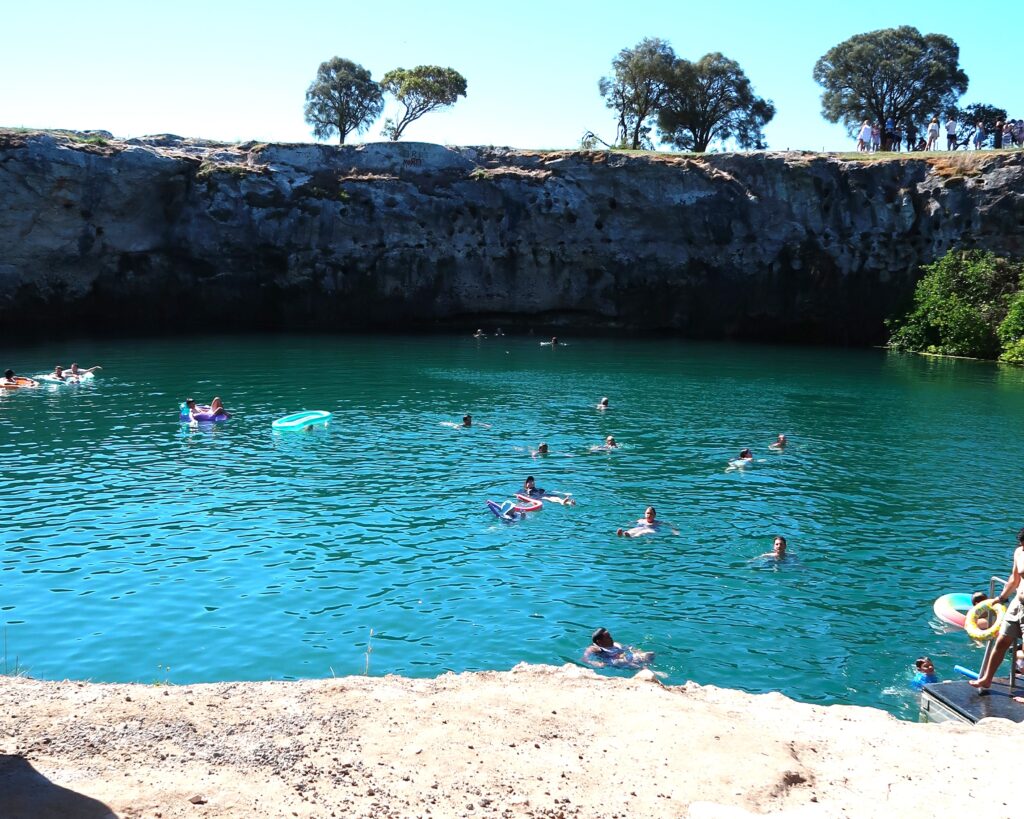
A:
969,527,1024,694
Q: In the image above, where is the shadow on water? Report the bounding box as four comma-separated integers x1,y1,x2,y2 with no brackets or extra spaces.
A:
0,754,117,818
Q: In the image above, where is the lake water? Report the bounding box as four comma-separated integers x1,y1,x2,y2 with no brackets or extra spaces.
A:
2,334,1023,718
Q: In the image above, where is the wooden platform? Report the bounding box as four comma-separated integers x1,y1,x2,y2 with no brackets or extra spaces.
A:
920,677,1024,724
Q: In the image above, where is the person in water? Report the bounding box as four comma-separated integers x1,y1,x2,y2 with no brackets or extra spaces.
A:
209,397,229,417
473,329,486,338
738,448,753,460
522,475,575,506
769,434,787,450
617,506,677,537
462,414,472,427
909,656,939,690
582,627,654,669
591,435,618,451
761,536,787,560
533,442,549,456
63,363,102,377
598,397,609,410
51,365,74,382
969,527,1024,693
1,369,37,387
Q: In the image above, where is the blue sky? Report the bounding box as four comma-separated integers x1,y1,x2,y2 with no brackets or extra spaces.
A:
1,1,1020,151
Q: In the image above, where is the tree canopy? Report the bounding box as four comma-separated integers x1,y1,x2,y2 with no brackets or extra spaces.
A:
598,38,675,150
657,53,775,152
380,66,467,141
304,57,384,145
813,26,968,134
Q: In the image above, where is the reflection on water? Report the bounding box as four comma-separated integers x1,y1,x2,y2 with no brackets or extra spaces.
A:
2,335,1023,718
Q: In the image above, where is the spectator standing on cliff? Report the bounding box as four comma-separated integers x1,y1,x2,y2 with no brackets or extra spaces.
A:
905,120,918,152
870,122,881,152
892,123,903,152
856,120,871,152
994,120,1004,150
884,117,895,151
944,115,958,150
926,118,940,151
972,122,986,150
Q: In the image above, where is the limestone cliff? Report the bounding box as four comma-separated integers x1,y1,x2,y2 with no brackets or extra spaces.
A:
2,130,1022,343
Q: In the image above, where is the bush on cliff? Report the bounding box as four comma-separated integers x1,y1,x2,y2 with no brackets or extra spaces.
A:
887,249,1023,359
997,292,1024,362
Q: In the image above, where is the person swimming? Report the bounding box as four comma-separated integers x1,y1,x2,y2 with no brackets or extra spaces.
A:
769,434,787,450
760,536,787,560
582,627,654,669
597,397,609,410
473,329,486,338
738,448,753,460
463,414,473,427
909,656,939,690
617,506,677,537
63,363,102,377
533,442,549,456
591,435,618,452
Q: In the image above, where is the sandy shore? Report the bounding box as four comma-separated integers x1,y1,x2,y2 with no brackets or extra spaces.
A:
0,663,1016,818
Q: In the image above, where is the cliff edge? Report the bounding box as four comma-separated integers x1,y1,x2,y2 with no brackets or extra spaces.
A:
2,130,1023,343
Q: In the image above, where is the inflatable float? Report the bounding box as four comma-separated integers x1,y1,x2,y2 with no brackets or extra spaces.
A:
1,377,39,389
272,410,332,431
932,592,974,629
512,494,543,513
964,599,1006,642
180,404,230,423
487,500,524,521
39,372,94,384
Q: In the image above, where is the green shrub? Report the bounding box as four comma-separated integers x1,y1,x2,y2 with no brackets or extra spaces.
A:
888,249,1022,359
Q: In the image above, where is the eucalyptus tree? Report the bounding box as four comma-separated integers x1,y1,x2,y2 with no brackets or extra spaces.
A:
304,57,384,145
380,66,467,141
598,37,675,149
656,53,775,152
813,26,968,135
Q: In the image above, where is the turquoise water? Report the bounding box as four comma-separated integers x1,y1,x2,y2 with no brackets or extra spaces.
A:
3,335,1024,718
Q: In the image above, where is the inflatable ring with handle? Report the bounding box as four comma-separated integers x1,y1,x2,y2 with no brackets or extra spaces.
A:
964,600,1006,642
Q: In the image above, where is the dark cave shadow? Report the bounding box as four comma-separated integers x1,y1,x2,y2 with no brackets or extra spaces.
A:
0,754,118,819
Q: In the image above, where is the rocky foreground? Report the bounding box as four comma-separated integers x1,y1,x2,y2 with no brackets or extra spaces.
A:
2,129,1023,343
0,664,1016,818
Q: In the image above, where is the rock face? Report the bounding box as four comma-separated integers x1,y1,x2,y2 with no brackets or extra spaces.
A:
2,130,1023,343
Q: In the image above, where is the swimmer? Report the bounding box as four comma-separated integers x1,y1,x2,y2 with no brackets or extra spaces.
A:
494,328,505,337
2,369,38,387
769,434,787,450
909,656,939,690
970,591,991,631
738,448,753,460
760,536,787,560
597,397,609,410
473,329,487,338
522,475,575,506
582,627,654,669
617,506,678,537
591,435,618,452
209,397,230,417
459,413,490,429
50,365,73,382
61,363,102,377
532,442,550,457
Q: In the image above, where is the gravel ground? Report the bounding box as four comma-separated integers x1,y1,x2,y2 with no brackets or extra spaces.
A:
0,664,1017,818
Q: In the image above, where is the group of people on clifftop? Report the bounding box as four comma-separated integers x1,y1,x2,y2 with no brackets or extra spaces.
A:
855,115,1024,153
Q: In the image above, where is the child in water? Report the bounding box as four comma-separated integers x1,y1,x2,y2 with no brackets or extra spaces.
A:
909,656,939,690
